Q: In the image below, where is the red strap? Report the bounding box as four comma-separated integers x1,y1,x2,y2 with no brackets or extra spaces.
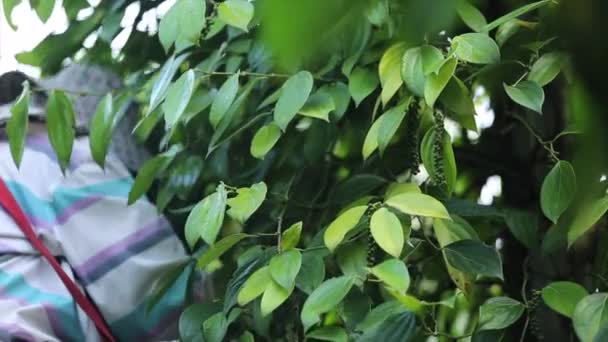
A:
0,178,116,342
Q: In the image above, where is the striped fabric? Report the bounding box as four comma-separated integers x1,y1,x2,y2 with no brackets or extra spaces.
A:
0,132,192,341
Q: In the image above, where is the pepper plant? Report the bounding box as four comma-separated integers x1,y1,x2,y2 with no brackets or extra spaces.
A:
4,0,608,340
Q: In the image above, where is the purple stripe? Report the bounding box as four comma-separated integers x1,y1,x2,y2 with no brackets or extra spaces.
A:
29,196,104,230
75,218,172,285
0,288,66,340
25,135,89,171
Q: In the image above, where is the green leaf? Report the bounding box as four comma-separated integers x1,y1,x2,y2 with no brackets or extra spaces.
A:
128,146,180,204
281,222,302,251
379,42,407,106
480,0,551,32
299,90,335,121
307,326,347,342
420,45,445,75
540,161,576,223
457,1,487,32
2,0,20,30
503,81,545,114
377,101,408,154
148,53,190,115
237,266,272,306
269,249,302,290
401,47,426,97
357,311,416,342
217,0,254,31
89,94,128,168
185,184,228,248
227,182,267,223
159,0,206,52
478,297,525,330
439,77,477,131
183,87,217,123
349,67,379,107
528,52,565,86
370,258,410,293
163,69,196,128
541,281,589,318
452,33,500,64
337,241,369,284
6,81,29,167
370,208,404,258
362,115,382,160
324,205,368,252
30,0,54,23
495,19,521,46
385,192,451,219
356,301,408,332
503,209,539,249
425,58,457,107
444,239,504,280
385,182,421,199
250,123,282,159
301,275,356,331
573,293,608,342
179,303,221,342
323,82,350,121
274,71,314,130
147,260,193,312
197,233,250,269
46,90,75,172
567,196,608,246
210,72,240,129
296,252,326,294
202,312,228,342
261,279,291,316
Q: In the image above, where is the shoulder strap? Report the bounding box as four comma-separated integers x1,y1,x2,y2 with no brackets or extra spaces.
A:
0,178,116,342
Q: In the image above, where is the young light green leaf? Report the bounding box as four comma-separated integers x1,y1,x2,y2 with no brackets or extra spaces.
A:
261,279,291,316
420,45,444,75
301,275,356,331
401,47,426,97
197,233,249,269
163,69,196,127
148,53,190,115
250,123,282,159
504,81,545,114
227,182,267,223
6,81,29,167
385,192,451,219
481,0,551,32
274,71,314,130
541,281,588,318
540,160,576,223
324,205,368,252
349,67,379,107
457,1,487,32
384,182,421,199
478,297,525,330
306,326,348,342
159,0,206,52
496,19,521,46
217,0,254,31
362,115,382,160
379,42,407,105
269,249,302,290
370,258,410,293
573,293,608,342
281,221,303,251
425,58,457,107
528,52,565,86
202,312,228,342
46,90,75,172
2,0,20,30
237,266,272,306
452,33,500,64
210,72,240,129
377,102,408,154
298,90,335,121
444,239,503,280
439,77,477,131
185,185,227,248
370,208,404,258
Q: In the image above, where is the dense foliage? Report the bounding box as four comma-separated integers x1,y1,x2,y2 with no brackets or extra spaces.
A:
4,0,608,340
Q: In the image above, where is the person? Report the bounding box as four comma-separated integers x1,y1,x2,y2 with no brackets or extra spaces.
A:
0,67,192,341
